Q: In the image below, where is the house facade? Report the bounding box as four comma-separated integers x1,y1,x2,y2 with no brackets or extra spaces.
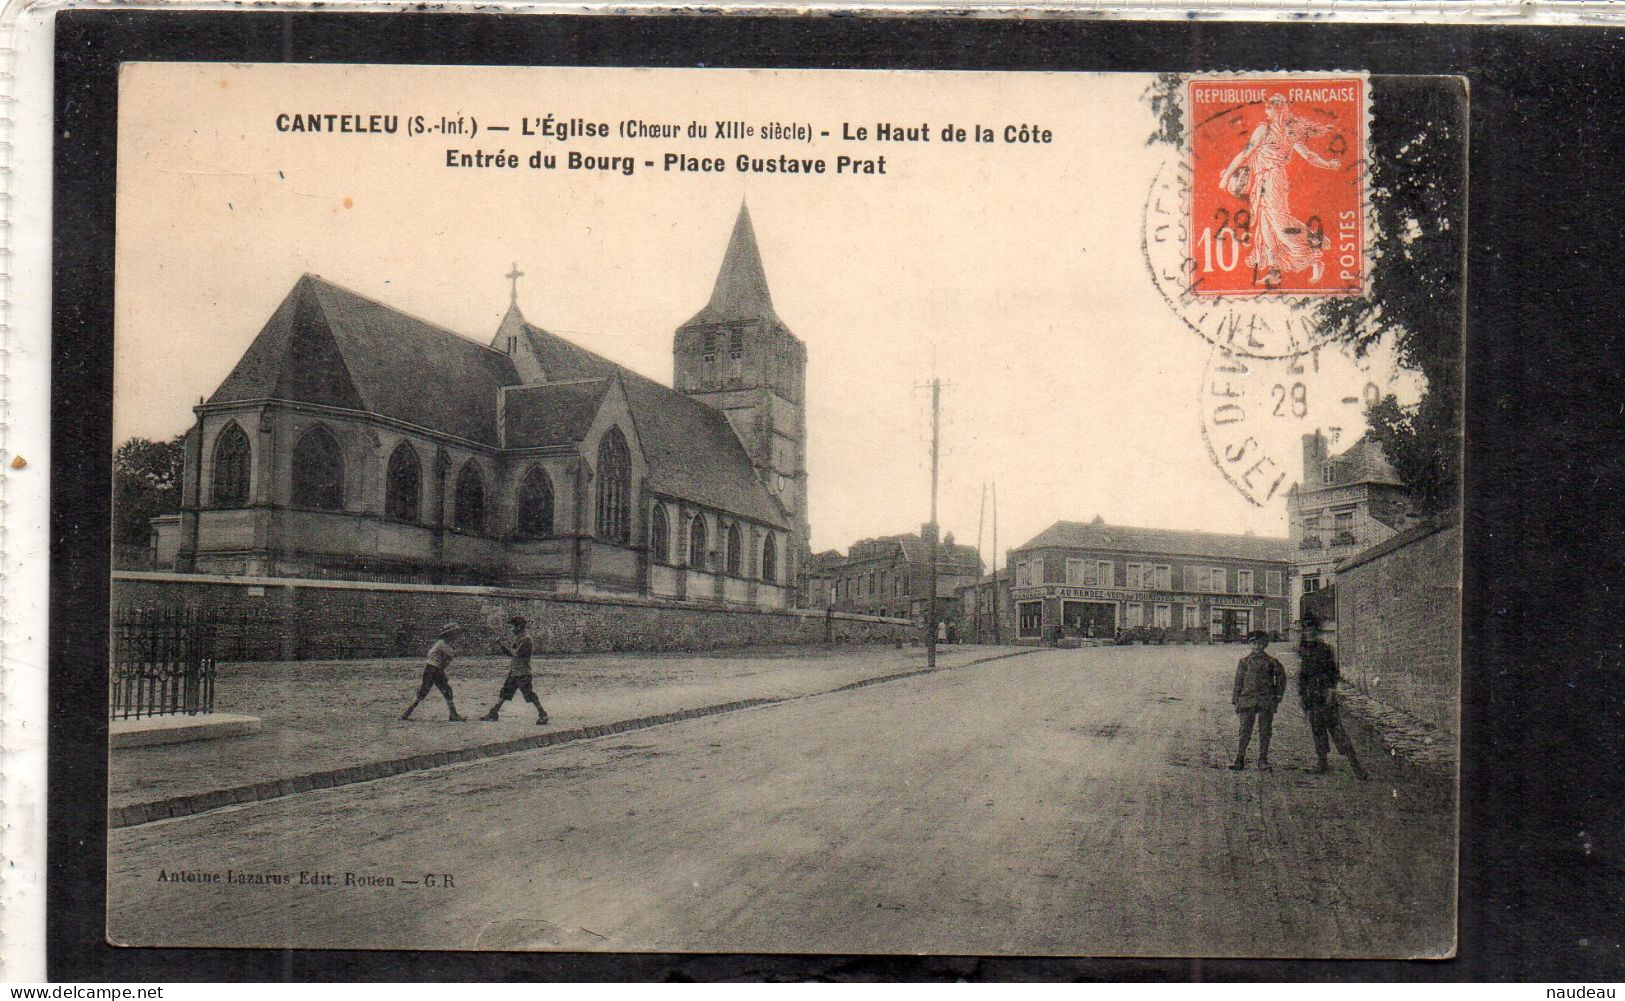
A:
823,530,982,621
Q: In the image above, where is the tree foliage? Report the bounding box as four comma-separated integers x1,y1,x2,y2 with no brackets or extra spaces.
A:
1144,76,1465,515
113,435,186,546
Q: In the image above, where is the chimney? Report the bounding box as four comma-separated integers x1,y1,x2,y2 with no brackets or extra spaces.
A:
1302,432,1328,482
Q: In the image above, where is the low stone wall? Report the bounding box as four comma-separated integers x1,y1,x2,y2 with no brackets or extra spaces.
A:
111,572,916,661
1334,518,1461,746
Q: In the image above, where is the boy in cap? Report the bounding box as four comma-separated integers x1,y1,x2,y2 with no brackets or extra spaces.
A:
401,623,467,721
478,615,549,725
1230,629,1287,771
1296,618,1370,779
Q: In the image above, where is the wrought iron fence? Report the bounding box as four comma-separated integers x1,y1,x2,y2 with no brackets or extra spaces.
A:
110,607,219,720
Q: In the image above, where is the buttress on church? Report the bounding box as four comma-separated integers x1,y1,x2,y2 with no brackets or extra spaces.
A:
155,206,811,610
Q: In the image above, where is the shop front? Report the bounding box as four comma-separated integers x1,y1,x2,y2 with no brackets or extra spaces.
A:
1210,606,1252,642
1011,583,1274,644
1062,600,1116,639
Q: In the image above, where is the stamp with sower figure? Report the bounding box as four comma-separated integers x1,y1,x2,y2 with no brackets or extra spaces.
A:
1188,76,1367,297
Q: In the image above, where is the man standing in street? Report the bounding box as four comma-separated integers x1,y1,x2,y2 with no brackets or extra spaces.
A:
1297,618,1370,779
1230,629,1287,772
401,623,466,722
479,614,549,725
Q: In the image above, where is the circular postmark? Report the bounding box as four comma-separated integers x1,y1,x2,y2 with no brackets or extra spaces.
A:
1145,159,1345,362
1199,336,1418,508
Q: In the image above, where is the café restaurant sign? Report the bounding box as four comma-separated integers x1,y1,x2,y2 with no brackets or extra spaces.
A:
1011,584,1265,606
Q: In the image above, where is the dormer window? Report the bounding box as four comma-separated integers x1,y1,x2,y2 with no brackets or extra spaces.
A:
1321,463,1334,485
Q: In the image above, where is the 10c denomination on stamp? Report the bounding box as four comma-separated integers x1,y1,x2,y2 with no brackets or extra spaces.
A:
1187,75,1368,297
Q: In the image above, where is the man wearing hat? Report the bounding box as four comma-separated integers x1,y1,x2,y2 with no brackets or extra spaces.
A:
1230,629,1287,771
1296,618,1369,779
478,614,548,725
401,623,467,722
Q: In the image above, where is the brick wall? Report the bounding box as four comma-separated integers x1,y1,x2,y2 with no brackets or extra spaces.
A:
111,573,914,661
1334,521,1461,742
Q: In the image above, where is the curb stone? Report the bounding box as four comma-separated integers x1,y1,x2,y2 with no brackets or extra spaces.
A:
110,648,1043,830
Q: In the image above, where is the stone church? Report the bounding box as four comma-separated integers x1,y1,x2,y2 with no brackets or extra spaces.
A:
159,206,810,609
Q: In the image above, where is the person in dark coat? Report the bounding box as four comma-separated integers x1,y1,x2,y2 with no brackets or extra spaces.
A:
1229,629,1287,771
1296,619,1369,779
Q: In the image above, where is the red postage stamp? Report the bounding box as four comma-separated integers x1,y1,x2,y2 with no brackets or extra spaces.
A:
1187,75,1368,297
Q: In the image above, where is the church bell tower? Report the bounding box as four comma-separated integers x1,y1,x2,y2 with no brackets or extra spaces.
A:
675,203,810,591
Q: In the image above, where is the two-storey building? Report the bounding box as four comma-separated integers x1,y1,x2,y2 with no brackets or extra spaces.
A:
826,530,981,621
1009,517,1291,642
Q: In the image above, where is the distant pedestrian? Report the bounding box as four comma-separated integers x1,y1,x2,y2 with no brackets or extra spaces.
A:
479,615,549,725
1229,629,1286,771
401,623,467,722
1296,619,1369,779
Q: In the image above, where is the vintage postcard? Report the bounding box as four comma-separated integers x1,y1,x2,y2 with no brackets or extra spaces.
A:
106,63,1465,957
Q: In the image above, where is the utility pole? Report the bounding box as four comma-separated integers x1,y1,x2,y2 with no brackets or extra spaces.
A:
976,483,987,644
926,376,941,670
991,481,1000,645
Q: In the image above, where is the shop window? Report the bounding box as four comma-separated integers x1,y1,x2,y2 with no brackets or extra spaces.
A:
1018,602,1043,637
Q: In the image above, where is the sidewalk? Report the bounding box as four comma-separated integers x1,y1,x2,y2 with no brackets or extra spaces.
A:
1338,688,1457,777
110,643,1031,826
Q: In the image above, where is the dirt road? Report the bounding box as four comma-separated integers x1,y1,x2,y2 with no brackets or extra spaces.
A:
108,644,1455,957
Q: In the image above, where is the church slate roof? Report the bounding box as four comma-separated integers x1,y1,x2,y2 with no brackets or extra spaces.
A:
1016,520,1290,564
679,203,783,329
210,275,521,446
501,379,612,449
508,310,788,528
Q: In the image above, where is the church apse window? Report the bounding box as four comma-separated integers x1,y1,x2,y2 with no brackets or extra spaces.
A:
453,462,486,535
762,533,777,583
595,427,632,545
649,504,670,563
385,442,421,522
291,425,344,511
210,422,251,508
516,466,554,538
688,514,708,569
725,524,743,576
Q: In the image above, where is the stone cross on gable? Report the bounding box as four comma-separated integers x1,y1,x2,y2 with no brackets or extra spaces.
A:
505,263,525,306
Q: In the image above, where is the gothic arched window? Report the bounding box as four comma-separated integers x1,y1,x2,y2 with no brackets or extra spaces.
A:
210,422,251,508
762,533,778,583
649,504,670,563
385,442,421,522
516,466,554,539
453,462,485,535
291,425,344,511
596,427,631,544
725,524,743,576
689,514,708,569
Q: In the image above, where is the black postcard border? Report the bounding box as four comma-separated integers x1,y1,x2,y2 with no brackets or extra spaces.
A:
50,10,1625,982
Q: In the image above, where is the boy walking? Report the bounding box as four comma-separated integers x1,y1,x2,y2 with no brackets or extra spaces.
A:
401,623,467,722
479,615,549,725
1230,629,1286,771
1297,619,1370,779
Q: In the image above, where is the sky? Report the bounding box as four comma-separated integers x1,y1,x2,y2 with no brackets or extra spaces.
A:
115,64,1419,563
